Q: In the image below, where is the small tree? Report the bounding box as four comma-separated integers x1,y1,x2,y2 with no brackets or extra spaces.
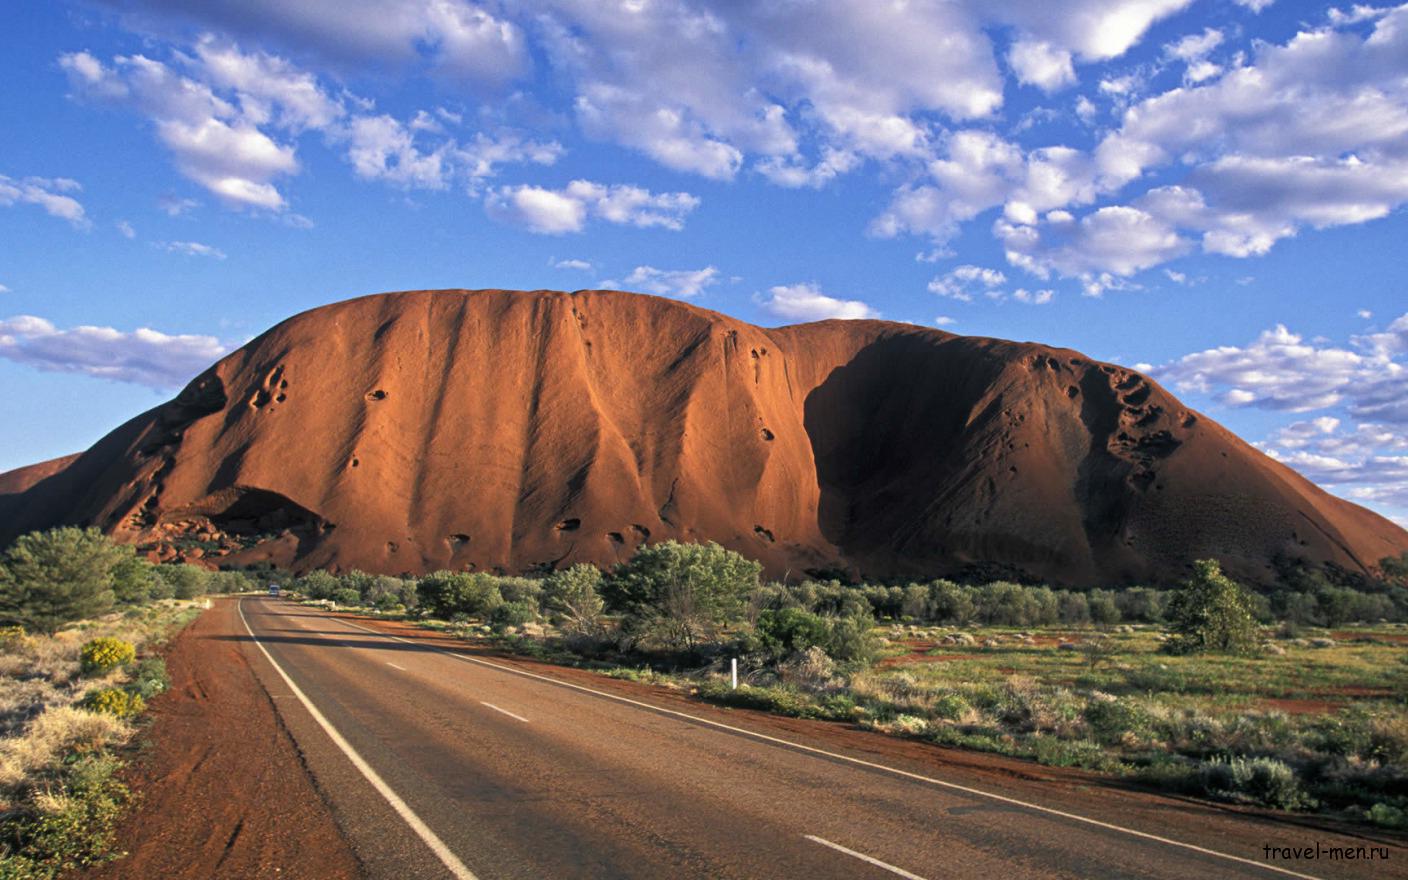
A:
605,541,760,651
1165,559,1259,654
110,552,159,603
154,563,208,600
0,527,126,634
542,564,605,634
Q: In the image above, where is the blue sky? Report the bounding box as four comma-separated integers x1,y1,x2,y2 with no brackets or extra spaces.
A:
2,0,1406,525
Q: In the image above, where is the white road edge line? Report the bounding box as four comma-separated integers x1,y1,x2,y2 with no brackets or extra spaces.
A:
238,599,478,880
387,662,407,671
804,835,928,880
481,702,530,723
329,612,1327,880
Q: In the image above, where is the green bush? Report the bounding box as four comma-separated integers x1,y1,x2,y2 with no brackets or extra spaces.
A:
154,564,208,600
0,755,129,879
933,693,969,720
332,588,361,606
1165,560,1259,655
753,607,831,661
296,570,340,601
605,541,760,650
1083,698,1151,745
1195,756,1309,809
1368,802,1407,829
82,688,145,719
416,571,504,619
129,657,169,700
0,528,126,634
542,564,605,633
79,637,136,675
824,615,880,665
489,600,538,632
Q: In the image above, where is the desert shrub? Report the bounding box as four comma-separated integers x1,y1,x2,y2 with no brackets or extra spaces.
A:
605,541,760,650
416,571,504,620
933,693,969,720
108,555,159,605
489,600,537,632
753,607,831,661
79,638,135,675
926,580,976,624
1088,589,1122,624
331,588,361,607
0,528,127,634
1368,802,1407,829
1057,591,1090,624
81,688,145,719
1033,736,1114,770
975,582,1058,626
127,657,169,700
337,570,377,601
542,564,605,634
0,754,129,879
1164,560,1258,655
776,646,836,689
1114,587,1166,622
495,577,542,608
1194,756,1309,810
0,625,28,653
824,615,880,665
1083,698,1151,745
153,564,207,600
296,570,340,601
363,575,413,609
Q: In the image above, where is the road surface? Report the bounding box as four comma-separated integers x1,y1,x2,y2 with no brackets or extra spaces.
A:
232,597,1404,880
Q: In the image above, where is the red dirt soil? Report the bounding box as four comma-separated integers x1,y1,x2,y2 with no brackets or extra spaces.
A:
77,601,363,880
3,289,1405,586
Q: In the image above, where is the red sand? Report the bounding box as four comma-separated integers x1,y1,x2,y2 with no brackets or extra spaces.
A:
3,289,1405,586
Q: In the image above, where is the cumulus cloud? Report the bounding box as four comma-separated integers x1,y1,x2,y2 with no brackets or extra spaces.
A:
61,49,298,209
1008,40,1076,92
102,0,530,87
604,266,720,299
161,240,227,259
755,283,878,322
927,265,1007,302
1258,419,1408,511
0,175,90,228
997,204,1188,291
549,257,592,271
1154,314,1408,422
484,180,700,234
0,315,230,389
934,315,957,327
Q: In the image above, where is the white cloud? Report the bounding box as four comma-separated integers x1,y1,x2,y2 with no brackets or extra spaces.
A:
0,175,90,228
550,257,593,271
928,265,1007,302
1012,288,1055,304
107,0,530,88
1359,309,1374,319
934,315,957,327
1155,315,1408,421
484,180,699,234
605,266,720,299
755,282,879,322
0,284,9,294
0,315,230,389
997,204,1188,288
115,220,136,239
1233,0,1276,11
162,240,227,259
158,195,200,216
1008,40,1076,92
61,50,298,209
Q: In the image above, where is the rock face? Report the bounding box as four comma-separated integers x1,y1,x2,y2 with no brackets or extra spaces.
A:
1,289,1404,585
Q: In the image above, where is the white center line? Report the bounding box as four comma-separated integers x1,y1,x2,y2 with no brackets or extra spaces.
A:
329,612,1327,880
238,600,478,880
387,662,407,671
804,835,928,880
481,702,529,723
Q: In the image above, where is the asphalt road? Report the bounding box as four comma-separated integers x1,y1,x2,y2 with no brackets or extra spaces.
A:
232,597,1404,880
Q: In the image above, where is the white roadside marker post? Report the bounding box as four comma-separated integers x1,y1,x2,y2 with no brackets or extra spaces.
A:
731,657,738,690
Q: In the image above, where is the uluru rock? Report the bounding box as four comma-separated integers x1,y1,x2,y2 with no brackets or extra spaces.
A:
1,289,1404,585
